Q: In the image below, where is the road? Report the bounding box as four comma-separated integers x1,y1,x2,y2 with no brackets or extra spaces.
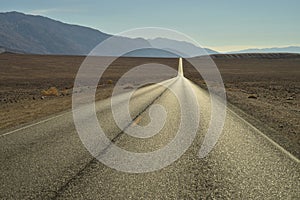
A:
0,58,299,199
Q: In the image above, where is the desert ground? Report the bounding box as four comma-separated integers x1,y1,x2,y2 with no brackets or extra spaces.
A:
0,52,299,157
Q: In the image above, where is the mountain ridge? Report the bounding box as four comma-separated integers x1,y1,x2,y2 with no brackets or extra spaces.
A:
228,46,300,54
0,11,113,55
1,11,299,56
0,11,218,57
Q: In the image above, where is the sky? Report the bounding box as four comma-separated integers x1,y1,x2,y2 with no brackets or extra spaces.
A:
1,0,299,52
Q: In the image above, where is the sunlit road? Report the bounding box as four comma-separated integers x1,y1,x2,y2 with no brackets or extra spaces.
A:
0,58,299,199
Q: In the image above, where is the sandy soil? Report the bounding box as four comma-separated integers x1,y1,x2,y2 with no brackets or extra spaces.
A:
0,53,299,157
184,54,300,157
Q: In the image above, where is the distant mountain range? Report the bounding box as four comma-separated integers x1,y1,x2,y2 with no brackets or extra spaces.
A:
124,38,219,57
0,11,218,57
0,11,299,57
0,11,112,55
228,46,300,54
148,38,219,56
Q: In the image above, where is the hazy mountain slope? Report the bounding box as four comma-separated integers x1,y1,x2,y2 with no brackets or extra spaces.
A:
229,46,300,54
0,46,26,54
2,12,299,57
148,38,219,57
0,11,152,55
0,11,115,54
210,53,300,59
124,48,179,57
0,11,220,56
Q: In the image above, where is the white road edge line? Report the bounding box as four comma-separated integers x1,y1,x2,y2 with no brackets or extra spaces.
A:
187,72,299,164
0,112,68,138
1,57,299,164
0,80,173,139
0,78,175,139
1,88,299,163
227,108,300,163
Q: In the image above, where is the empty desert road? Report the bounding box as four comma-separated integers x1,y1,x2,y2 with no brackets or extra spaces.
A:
0,58,299,199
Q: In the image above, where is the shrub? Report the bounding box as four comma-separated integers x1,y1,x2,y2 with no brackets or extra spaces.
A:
41,87,59,96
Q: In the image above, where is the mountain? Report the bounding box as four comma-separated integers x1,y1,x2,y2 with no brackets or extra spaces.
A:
229,46,300,54
148,38,219,56
124,48,179,58
4,11,299,57
0,45,26,54
210,53,300,59
203,48,219,55
0,11,218,56
124,38,220,58
0,11,112,54
0,11,152,55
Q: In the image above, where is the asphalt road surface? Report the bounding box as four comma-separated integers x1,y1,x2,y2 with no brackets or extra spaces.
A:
0,59,299,199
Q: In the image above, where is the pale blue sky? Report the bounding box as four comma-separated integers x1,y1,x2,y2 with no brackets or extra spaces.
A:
1,0,299,52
